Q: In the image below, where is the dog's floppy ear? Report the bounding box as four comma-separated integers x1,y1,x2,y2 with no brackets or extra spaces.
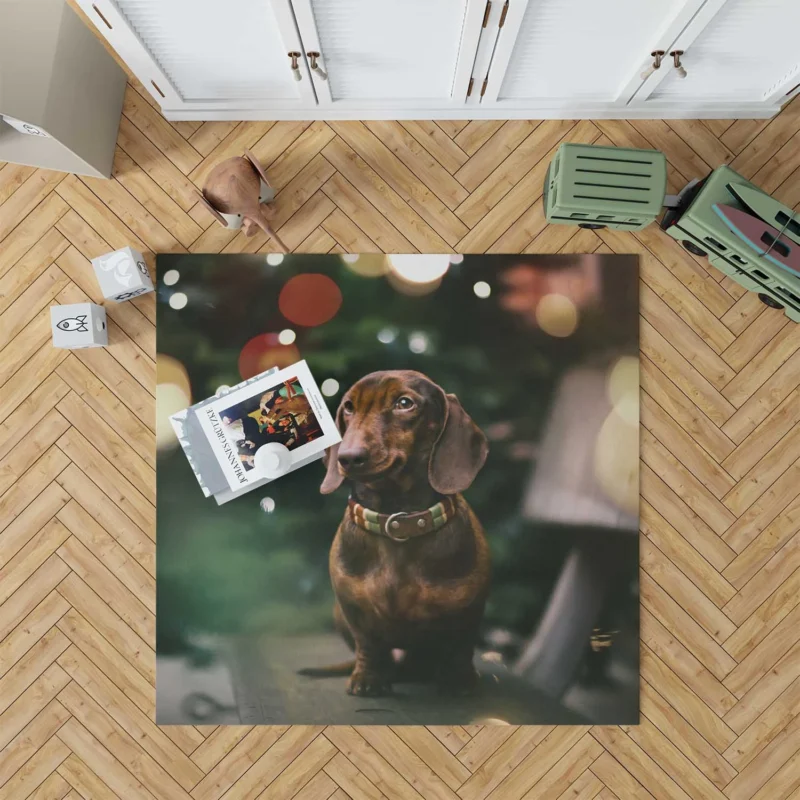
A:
320,403,346,494
429,391,488,495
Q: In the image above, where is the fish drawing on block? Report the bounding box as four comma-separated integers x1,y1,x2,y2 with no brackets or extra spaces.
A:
57,315,89,333
713,204,800,277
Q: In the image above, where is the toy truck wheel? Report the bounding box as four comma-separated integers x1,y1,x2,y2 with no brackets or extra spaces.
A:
682,240,707,257
578,223,606,230
758,293,784,310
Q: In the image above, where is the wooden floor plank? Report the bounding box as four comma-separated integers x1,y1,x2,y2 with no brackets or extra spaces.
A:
0,170,66,245
400,121,470,174
323,132,456,250
454,119,577,229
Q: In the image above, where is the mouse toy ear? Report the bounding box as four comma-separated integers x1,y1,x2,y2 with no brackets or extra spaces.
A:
320,404,346,494
244,148,272,189
429,392,489,495
196,191,229,228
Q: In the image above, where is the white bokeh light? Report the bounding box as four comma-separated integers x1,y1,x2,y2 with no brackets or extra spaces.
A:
341,254,360,263
449,254,464,264
260,497,276,513
408,332,429,354
216,385,231,395
163,269,180,286
321,378,339,397
169,292,188,310
266,253,284,266
473,281,491,299
388,254,450,284
377,327,398,344
278,328,296,345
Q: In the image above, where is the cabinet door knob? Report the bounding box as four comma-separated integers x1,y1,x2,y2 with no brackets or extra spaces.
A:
670,50,687,79
641,50,665,81
288,52,302,81
307,52,328,81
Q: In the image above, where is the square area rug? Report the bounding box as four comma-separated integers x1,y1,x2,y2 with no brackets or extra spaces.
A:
155,253,639,726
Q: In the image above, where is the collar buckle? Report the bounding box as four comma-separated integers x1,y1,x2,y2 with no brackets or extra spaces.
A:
384,511,412,541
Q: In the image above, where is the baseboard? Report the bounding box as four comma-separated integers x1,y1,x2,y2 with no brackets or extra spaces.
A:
162,104,780,122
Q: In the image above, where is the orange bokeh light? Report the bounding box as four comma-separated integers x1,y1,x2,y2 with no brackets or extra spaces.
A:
238,333,300,380
278,273,342,327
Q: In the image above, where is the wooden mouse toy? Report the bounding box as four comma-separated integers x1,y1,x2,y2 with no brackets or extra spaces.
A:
198,149,288,252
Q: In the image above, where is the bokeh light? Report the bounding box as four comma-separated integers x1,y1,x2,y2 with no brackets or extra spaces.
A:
169,292,188,310
156,384,191,450
607,356,639,427
408,332,429,354
377,327,398,344
260,497,276,513
340,254,388,277
321,378,339,396
474,281,491,299
238,333,300,380
157,354,191,394
594,410,639,514
266,254,284,266
278,328,296,345
163,269,180,286
387,271,442,296
449,254,464,264
388,254,450,283
279,273,342,327
156,354,192,451
536,293,578,337
216,384,231,395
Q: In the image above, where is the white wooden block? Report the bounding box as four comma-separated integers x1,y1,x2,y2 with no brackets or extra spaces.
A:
91,246,154,302
51,303,107,349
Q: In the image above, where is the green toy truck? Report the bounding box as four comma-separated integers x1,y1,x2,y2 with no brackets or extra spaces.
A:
544,143,800,322
660,166,800,322
543,143,667,231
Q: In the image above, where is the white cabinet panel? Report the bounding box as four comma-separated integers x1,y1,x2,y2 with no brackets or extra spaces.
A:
117,0,298,100
488,0,704,104
76,0,315,110
647,0,800,103
291,0,485,107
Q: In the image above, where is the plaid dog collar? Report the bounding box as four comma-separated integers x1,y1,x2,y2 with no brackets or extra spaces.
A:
348,496,456,542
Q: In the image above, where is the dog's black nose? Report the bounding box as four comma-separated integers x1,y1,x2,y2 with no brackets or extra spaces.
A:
338,447,368,471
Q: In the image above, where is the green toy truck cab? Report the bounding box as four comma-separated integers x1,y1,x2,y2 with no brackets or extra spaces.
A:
660,165,800,323
544,143,667,232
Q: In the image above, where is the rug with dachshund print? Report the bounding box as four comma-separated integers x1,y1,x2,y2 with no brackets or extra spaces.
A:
155,253,639,726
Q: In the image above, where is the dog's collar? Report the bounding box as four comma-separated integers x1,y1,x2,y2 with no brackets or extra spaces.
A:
348,496,456,542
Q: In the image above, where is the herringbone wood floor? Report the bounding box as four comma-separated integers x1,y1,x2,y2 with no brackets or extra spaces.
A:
2,58,800,798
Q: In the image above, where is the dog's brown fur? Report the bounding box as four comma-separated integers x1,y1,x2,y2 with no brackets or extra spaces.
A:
319,370,490,696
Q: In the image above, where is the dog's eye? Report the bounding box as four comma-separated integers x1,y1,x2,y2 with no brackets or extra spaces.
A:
395,396,415,411
342,400,354,415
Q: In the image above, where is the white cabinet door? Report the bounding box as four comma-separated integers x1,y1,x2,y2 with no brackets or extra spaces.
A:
289,0,486,110
479,0,707,111
75,0,316,113
632,0,800,109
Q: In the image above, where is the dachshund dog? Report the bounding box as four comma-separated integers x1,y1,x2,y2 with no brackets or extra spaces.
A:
318,370,490,696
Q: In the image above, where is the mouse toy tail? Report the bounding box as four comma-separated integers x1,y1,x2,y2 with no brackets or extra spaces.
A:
254,212,289,254
297,659,356,678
